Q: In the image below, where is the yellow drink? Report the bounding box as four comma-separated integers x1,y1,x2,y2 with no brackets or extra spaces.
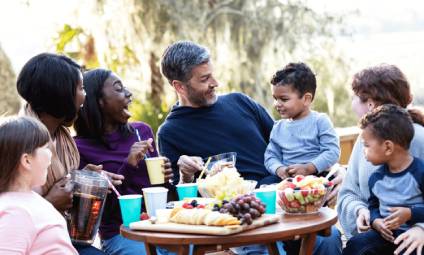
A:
145,156,166,185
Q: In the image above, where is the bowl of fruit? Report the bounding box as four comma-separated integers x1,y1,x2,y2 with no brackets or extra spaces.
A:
276,175,333,214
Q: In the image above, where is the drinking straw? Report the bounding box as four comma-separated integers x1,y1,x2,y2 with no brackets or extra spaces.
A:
135,129,149,159
135,129,142,142
198,157,212,180
102,172,121,197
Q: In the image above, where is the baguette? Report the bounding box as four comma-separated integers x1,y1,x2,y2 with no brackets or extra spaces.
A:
169,208,240,226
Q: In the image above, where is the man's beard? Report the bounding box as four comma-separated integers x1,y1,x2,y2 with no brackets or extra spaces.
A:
186,84,216,107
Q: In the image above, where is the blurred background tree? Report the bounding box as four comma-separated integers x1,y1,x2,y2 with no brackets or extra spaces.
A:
0,44,19,115
53,0,353,133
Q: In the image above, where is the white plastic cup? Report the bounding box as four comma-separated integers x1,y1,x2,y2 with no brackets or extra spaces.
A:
145,156,166,185
142,187,168,217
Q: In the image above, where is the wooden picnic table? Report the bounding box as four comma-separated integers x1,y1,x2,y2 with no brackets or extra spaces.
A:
120,207,337,255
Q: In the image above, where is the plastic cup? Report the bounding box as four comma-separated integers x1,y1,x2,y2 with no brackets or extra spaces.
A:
145,157,166,185
142,187,168,217
118,194,143,227
254,187,276,214
176,183,198,200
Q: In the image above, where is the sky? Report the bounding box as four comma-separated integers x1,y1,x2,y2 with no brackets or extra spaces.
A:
307,0,424,99
1,0,423,100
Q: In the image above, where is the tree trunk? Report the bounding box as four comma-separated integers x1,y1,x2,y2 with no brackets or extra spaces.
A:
0,45,20,115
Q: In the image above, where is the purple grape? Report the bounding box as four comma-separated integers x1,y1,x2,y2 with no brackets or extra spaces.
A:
243,213,253,225
250,201,259,209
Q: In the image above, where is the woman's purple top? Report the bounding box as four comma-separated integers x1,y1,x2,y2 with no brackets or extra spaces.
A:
74,122,158,240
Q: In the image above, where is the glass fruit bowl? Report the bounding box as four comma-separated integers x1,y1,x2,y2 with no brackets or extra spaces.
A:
277,187,329,214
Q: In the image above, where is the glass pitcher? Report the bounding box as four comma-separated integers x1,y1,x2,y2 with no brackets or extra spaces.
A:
67,170,108,244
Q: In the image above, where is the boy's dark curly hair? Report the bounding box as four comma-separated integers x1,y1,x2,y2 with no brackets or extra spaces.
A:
360,104,414,149
270,62,316,99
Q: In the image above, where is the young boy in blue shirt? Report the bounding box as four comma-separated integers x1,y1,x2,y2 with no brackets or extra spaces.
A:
264,62,340,180
343,104,424,255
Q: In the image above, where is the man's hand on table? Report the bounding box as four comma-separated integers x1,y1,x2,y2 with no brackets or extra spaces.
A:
177,155,203,183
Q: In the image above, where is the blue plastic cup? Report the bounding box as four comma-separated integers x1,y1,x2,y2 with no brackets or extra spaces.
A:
118,194,143,227
254,188,276,214
176,183,198,200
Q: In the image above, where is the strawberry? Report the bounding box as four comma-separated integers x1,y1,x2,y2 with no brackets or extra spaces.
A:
196,204,205,209
182,203,194,209
287,182,296,189
301,190,309,197
290,200,301,208
295,175,304,183
140,212,149,220
281,192,289,205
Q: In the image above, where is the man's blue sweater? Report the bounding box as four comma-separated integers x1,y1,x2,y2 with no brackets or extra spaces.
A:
158,93,274,184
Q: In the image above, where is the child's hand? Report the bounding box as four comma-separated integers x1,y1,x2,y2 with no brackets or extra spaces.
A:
276,166,289,179
384,207,411,230
372,218,394,242
286,163,316,177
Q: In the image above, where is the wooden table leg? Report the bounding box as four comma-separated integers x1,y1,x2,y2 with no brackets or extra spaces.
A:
146,243,190,255
299,233,317,255
266,242,280,255
192,245,218,255
145,243,158,255
176,245,190,255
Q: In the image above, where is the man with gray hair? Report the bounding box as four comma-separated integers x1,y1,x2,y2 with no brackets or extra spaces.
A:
158,40,279,186
157,41,342,255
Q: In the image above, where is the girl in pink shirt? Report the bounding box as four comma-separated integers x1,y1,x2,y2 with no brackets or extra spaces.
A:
0,116,77,255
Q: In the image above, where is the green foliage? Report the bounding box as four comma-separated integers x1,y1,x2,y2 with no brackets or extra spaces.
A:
54,24,100,69
52,0,355,130
0,45,19,115
307,44,357,127
129,97,170,134
105,45,140,77
54,24,83,53
131,0,346,108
